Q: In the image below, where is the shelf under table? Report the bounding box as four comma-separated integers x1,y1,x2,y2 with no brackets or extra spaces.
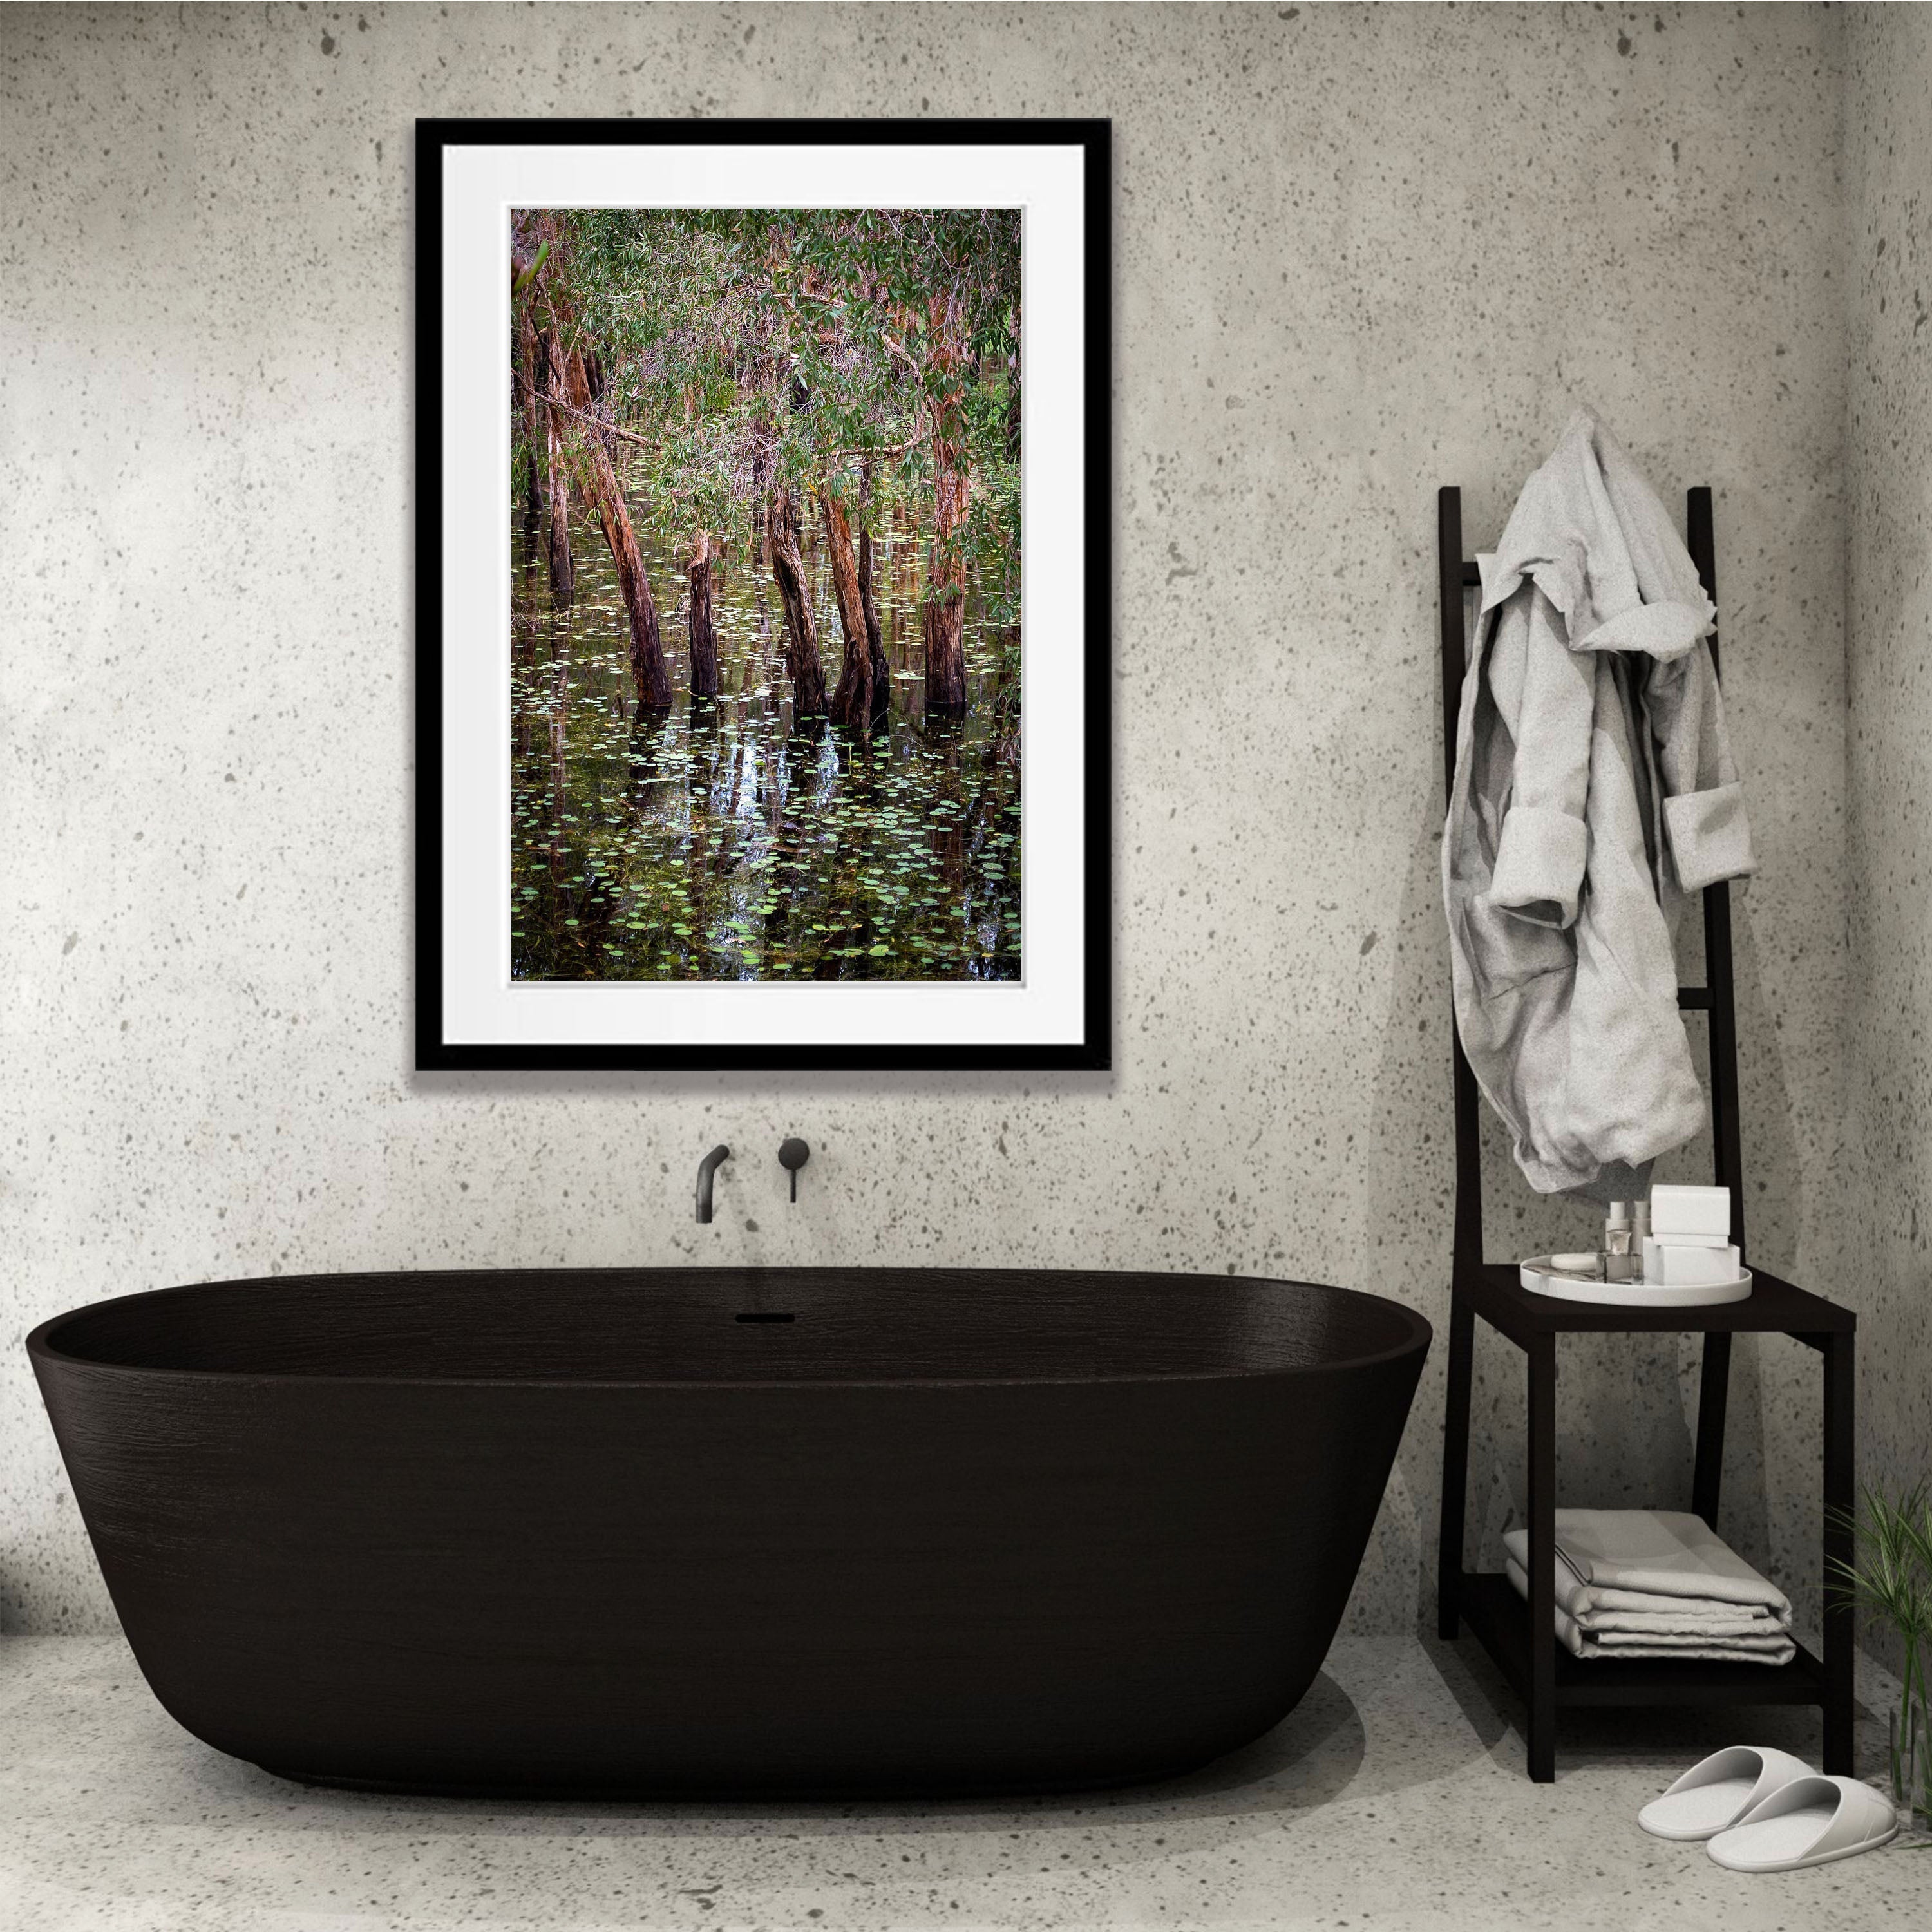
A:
1456,1572,1827,1710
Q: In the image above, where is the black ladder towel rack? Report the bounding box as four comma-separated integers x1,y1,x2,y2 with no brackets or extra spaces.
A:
1433,483,1856,1783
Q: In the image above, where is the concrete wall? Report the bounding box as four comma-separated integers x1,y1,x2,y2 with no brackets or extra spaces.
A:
1844,6,1932,1535
0,4,1861,1640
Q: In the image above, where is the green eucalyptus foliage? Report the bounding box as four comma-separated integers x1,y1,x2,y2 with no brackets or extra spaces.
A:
511,237,549,297
527,207,1019,556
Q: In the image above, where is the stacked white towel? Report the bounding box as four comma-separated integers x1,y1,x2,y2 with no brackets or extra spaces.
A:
1502,1508,1795,1665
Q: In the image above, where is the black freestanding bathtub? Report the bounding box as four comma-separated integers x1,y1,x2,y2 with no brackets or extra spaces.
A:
30,1269,1428,1797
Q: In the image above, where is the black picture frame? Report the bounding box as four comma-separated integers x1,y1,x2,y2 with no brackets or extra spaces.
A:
415,117,1110,1072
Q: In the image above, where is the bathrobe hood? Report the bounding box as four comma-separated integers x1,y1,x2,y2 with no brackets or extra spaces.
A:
1443,411,1756,1198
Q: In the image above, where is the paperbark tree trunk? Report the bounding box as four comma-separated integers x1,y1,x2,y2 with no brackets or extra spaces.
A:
538,328,574,609
515,310,544,562
822,486,875,731
687,530,719,699
562,346,671,710
922,292,969,711
521,448,543,564
856,462,890,723
766,486,826,716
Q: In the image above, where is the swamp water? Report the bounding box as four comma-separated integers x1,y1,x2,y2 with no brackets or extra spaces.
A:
510,508,1020,983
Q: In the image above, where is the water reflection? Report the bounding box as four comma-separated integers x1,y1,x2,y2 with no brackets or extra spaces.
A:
510,505,1021,982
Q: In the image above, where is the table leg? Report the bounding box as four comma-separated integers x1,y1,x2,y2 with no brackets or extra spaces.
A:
1437,1291,1475,1640
1527,1331,1557,1782
1822,1330,1855,1776
1692,1331,1732,1528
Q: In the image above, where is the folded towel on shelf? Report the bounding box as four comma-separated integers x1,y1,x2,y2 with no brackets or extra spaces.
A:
1502,1508,1795,1665
1501,1508,1793,1618
1502,1558,1785,1638
1577,1622,1792,1655
1536,1591,1795,1665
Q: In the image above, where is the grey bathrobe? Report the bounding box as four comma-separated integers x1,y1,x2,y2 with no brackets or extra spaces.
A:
1443,412,1756,1198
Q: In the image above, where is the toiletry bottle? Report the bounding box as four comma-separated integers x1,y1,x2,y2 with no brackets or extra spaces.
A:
1631,1198,1651,1283
1602,1201,1636,1283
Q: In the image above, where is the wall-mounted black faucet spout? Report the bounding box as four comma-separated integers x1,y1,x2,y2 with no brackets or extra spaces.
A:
695,1144,730,1224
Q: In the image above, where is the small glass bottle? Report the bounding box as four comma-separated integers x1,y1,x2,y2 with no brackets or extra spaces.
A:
1603,1200,1637,1283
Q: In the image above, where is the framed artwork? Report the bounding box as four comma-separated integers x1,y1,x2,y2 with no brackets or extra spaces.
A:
416,118,1110,1071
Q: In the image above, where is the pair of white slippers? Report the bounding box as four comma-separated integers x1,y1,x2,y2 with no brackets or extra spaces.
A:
1638,1745,1898,1872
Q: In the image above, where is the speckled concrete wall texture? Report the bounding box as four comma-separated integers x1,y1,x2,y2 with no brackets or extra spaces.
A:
1845,8,1932,1521
0,3,1871,1639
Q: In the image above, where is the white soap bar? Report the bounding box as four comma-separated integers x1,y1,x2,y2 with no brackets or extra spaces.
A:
1643,1238,1742,1287
1649,1184,1730,1239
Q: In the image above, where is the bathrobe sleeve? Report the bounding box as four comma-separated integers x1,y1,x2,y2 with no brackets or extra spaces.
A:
1645,643,1757,893
1581,416,1756,895
1472,421,1625,931
1482,581,1595,929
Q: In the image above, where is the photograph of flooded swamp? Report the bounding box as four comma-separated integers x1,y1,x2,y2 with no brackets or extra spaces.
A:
511,207,1021,985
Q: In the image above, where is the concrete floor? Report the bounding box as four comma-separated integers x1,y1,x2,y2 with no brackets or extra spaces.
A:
1,1631,1926,1931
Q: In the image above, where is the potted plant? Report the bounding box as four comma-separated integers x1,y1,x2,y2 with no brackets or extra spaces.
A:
1831,1479,1932,1830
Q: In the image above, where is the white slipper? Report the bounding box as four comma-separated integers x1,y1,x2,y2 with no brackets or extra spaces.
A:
1706,1774,1899,1872
1638,1745,1816,1841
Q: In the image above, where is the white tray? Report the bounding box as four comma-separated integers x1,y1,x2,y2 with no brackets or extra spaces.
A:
1519,1256,1753,1308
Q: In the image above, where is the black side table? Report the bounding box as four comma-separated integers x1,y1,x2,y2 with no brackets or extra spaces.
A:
1436,1264,1855,1783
